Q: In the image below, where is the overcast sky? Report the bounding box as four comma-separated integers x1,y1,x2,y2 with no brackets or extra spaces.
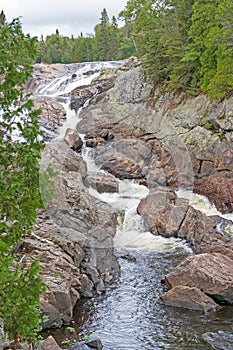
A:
1,0,128,38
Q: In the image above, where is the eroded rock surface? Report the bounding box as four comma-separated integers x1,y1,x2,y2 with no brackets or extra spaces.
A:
160,285,220,313
165,253,233,304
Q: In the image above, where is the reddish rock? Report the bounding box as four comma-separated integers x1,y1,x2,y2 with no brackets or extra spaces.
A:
86,137,105,147
194,172,233,214
84,171,119,193
137,187,187,236
64,128,83,151
165,253,233,304
160,285,220,313
177,206,231,253
137,188,232,252
102,156,145,180
204,245,233,261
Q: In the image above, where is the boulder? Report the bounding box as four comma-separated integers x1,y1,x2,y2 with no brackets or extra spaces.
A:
165,253,233,304
64,128,83,152
83,171,118,193
205,246,233,260
159,285,220,313
70,86,95,111
98,156,145,179
177,206,232,252
137,188,232,252
92,137,152,180
194,171,233,214
137,187,188,237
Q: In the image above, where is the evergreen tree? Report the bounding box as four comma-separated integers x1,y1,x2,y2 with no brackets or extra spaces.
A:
95,8,110,60
188,0,233,99
0,16,45,346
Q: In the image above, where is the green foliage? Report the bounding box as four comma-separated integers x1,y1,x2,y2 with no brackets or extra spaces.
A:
94,8,121,61
119,0,233,98
0,17,45,345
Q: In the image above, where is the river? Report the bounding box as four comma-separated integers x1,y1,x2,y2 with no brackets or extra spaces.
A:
37,61,233,350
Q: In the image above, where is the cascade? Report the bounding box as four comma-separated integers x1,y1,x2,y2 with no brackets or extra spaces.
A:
37,62,233,349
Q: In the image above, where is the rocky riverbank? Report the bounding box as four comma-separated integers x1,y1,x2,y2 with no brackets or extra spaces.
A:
15,57,233,348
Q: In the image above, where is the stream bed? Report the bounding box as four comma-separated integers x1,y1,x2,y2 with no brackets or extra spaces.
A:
38,61,233,350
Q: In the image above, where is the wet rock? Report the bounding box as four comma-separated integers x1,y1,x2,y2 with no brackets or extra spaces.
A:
165,253,233,304
99,156,145,180
70,87,95,111
202,331,233,350
138,188,232,252
26,63,68,93
137,187,187,237
194,172,233,214
94,138,151,180
38,335,61,350
177,206,232,253
71,337,103,350
70,74,117,112
160,285,220,313
79,274,94,298
64,128,83,152
86,137,105,148
85,127,114,147
83,171,118,193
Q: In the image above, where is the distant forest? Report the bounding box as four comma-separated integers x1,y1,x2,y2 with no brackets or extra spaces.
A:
35,0,233,99
36,8,134,64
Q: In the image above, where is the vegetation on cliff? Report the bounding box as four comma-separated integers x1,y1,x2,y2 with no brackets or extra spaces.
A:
35,1,233,99
0,15,45,346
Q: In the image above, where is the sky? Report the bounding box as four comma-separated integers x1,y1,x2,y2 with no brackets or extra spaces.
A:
1,0,128,38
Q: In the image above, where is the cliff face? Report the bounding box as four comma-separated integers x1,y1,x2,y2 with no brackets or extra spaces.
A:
75,58,233,213
22,58,233,329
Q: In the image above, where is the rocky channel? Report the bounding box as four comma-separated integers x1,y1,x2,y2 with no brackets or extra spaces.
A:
17,57,233,349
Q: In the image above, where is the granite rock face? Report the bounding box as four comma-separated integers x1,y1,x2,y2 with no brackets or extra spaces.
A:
19,141,119,328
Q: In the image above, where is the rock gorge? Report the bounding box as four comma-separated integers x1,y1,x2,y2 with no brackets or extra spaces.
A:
22,58,233,339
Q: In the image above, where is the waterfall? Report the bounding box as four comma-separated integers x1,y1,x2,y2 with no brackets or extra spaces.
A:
37,61,233,350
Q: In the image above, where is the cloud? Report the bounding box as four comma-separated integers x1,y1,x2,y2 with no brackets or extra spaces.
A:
1,0,127,37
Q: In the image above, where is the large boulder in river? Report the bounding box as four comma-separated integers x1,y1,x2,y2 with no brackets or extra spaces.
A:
137,187,232,252
64,127,83,152
160,285,220,313
165,253,233,304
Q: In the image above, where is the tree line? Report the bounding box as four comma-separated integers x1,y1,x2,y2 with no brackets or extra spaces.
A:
119,0,233,99
36,1,233,100
36,8,136,64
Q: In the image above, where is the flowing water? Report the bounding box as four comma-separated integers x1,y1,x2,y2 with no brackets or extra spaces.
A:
38,62,233,349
